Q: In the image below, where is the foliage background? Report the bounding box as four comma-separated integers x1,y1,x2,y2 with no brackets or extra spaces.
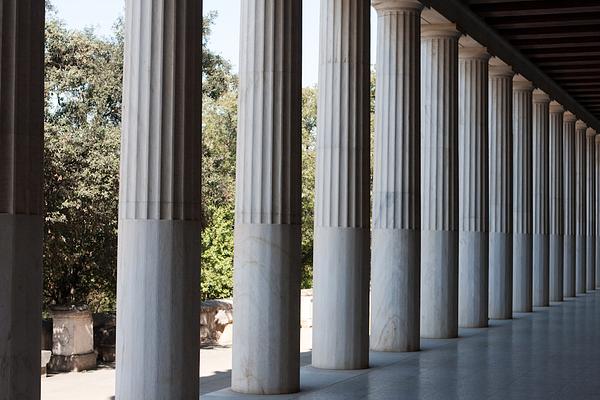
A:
42,9,325,309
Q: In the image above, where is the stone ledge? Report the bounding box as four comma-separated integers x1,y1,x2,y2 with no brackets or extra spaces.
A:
49,352,97,373
201,299,233,347
41,350,52,376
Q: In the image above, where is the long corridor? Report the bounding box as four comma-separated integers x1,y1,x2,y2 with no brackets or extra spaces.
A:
203,291,600,400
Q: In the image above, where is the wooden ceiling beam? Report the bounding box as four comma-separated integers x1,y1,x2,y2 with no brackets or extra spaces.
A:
544,68,600,74
487,15,600,29
515,40,600,50
499,25,600,41
473,2,600,18
537,59,600,67
522,49,600,58
551,75,600,81
568,90,600,95
562,83,600,89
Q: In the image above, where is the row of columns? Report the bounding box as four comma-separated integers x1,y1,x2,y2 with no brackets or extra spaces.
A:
231,0,600,396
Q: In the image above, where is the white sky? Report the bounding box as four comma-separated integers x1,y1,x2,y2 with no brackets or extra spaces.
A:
51,0,378,87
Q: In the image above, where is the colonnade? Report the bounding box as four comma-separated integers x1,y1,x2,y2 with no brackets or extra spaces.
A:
228,0,600,396
1,0,600,399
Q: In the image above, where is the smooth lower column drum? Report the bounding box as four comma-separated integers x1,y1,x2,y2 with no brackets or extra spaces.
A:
585,127,596,292
420,22,461,339
232,0,302,394
458,38,490,328
575,120,587,294
370,0,422,353
312,0,371,370
116,1,203,399
512,75,534,313
596,134,600,289
0,1,45,398
563,111,577,298
548,101,564,303
488,58,514,320
532,89,550,307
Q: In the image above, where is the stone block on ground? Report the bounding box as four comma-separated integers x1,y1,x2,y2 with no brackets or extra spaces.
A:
41,350,52,376
201,299,233,346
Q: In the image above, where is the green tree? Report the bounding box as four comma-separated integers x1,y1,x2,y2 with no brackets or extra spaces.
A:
200,90,238,300
43,17,124,310
43,11,239,308
301,87,318,288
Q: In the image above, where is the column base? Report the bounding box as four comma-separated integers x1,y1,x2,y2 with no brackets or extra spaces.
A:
421,230,458,339
533,233,550,307
513,233,533,312
576,235,586,294
563,235,576,298
116,219,201,400
596,239,600,288
370,228,420,352
586,236,595,292
232,223,301,394
0,215,43,399
549,234,564,302
459,231,489,328
489,232,512,319
312,226,370,370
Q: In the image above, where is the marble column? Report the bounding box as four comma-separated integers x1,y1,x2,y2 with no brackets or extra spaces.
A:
585,127,596,292
575,120,587,294
532,89,550,307
370,0,422,353
458,39,490,328
116,1,202,398
488,58,514,320
313,0,370,370
232,0,302,394
563,111,577,298
596,134,600,289
420,23,461,338
0,1,45,399
549,101,564,302
512,75,534,313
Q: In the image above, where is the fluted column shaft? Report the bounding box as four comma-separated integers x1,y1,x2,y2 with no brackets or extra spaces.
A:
563,112,577,298
512,75,534,312
488,59,514,320
420,23,461,339
0,1,45,399
370,0,422,353
549,101,564,302
596,135,600,289
232,1,302,394
585,128,596,291
458,43,490,328
575,121,587,294
313,0,371,370
116,1,202,398
532,89,550,307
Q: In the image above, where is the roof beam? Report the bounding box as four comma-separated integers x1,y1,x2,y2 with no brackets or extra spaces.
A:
561,82,600,88
500,25,600,40
487,14,600,29
545,68,600,74
536,59,600,67
471,2,600,17
522,49,600,58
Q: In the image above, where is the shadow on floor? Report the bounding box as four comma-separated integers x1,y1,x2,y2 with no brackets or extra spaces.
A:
200,350,312,396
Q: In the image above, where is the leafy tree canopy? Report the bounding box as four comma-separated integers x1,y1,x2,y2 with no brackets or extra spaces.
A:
43,9,239,309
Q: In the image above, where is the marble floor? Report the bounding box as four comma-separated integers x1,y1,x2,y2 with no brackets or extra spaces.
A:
203,291,600,400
